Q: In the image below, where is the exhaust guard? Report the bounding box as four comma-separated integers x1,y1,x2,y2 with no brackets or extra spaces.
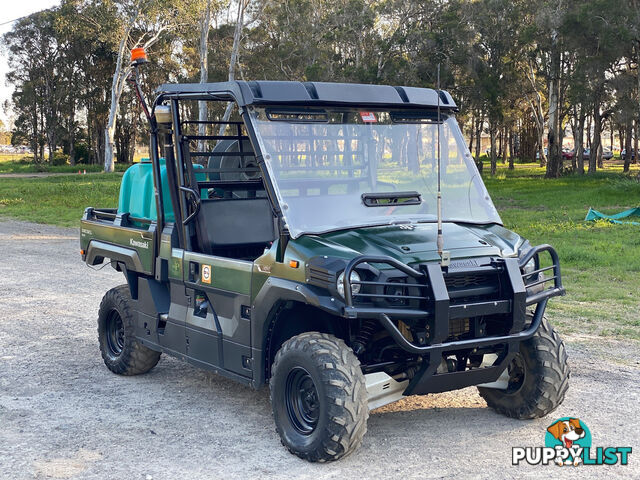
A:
341,245,565,396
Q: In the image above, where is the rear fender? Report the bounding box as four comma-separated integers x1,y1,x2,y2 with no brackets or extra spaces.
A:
86,240,146,273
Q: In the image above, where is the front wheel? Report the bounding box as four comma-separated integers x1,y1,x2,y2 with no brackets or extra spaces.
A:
478,317,569,419
270,332,368,462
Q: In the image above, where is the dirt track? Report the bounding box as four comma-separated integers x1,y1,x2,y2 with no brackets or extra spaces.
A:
0,219,638,479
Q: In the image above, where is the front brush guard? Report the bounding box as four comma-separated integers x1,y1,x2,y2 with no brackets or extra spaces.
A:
340,245,565,395
341,244,564,353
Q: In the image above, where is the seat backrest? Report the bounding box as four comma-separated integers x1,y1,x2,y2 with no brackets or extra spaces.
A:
196,197,276,254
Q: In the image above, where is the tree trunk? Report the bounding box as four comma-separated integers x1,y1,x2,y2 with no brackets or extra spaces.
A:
526,62,546,166
624,122,633,172
546,30,561,178
508,128,514,170
589,100,602,174
569,110,577,171
468,112,475,153
575,107,585,175
637,41,640,166
634,119,638,164
597,143,603,168
501,126,508,165
609,120,614,153
475,111,483,159
31,106,39,163
489,123,497,175
69,105,76,166
105,30,130,173
219,0,248,136
198,0,211,152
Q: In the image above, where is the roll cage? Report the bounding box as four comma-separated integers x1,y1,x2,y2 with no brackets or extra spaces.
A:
147,80,460,256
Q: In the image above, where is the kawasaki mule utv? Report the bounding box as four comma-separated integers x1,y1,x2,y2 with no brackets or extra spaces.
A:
81,55,568,462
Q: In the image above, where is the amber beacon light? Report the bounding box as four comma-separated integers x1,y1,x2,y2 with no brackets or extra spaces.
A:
130,47,148,65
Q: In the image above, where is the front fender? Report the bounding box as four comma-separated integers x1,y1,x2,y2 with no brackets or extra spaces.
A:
250,277,342,388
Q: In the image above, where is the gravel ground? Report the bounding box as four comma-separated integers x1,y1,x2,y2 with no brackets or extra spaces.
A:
1,219,638,479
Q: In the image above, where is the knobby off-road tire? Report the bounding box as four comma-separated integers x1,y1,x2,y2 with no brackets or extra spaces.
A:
270,332,368,462
478,316,569,419
98,285,161,375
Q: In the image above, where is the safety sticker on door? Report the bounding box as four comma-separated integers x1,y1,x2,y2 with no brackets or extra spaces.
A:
201,264,212,284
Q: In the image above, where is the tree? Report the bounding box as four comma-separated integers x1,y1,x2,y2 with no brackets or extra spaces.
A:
198,0,212,151
103,0,175,172
469,0,526,175
563,0,630,174
542,0,566,178
2,0,637,178
218,0,254,136
4,9,63,163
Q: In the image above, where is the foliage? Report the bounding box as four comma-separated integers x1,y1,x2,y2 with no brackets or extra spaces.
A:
1,0,639,176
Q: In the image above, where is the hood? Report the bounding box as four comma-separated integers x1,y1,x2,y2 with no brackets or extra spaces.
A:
290,222,523,265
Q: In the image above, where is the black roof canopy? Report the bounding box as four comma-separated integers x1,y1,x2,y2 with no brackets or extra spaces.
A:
156,80,458,111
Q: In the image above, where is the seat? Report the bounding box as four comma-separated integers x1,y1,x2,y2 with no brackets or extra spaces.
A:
195,197,276,258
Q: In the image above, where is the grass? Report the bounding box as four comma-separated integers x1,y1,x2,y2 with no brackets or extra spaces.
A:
0,160,638,341
0,174,122,225
0,153,136,173
483,162,640,341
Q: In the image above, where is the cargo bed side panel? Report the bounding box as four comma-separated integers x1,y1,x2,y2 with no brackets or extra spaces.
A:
81,219,156,274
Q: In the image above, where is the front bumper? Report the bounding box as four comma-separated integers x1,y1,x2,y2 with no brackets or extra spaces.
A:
340,244,565,395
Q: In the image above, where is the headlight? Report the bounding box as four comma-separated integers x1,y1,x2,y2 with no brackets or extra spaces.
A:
336,271,361,298
523,257,536,276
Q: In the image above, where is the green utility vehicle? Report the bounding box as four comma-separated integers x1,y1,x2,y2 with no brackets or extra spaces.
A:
81,60,569,461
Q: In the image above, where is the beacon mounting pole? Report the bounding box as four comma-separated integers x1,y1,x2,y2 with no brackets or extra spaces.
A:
436,64,450,267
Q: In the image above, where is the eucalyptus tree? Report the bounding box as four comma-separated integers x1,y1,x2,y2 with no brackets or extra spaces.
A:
563,0,630,174
101,0,177,172
468,0,526,175
4,9,63,163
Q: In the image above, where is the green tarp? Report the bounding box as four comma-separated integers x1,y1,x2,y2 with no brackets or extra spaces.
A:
585,207,640,226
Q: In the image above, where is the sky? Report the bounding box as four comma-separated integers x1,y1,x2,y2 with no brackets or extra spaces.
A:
0,0,61,126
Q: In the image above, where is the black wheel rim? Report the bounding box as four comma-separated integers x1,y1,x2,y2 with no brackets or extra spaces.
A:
105,310,125,357
285,367,319,435
505,353,526,394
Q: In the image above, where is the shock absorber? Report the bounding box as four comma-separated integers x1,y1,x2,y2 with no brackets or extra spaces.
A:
352,319,377,355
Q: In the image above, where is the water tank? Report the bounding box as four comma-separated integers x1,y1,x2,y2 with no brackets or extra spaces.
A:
117,158,204,222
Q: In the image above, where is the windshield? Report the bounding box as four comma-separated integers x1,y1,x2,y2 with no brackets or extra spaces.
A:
249,108,501,238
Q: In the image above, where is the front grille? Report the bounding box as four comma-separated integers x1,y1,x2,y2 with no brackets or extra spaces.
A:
444,270,501,304
449,317,470,337
445,272,492,289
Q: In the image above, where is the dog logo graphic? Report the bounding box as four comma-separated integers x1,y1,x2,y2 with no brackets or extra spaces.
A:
513,417,631,466
546,418,588,466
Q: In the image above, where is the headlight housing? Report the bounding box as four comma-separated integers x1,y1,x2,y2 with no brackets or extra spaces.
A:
336,270,361,298
523,257,536,276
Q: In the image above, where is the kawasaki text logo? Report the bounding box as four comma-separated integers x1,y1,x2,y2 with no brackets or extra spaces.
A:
130,238,149,249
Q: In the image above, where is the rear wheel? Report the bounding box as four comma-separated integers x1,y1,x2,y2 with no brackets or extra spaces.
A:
270,332,368,462
478,316,569,419
98,285,161,375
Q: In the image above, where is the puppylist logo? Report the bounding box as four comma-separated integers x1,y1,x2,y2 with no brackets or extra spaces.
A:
512,417,632,467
